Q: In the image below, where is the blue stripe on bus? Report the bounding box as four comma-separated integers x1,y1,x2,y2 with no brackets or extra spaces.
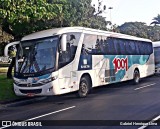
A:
32,73,51,83
78,54,150,82
104,55,150,82
78,55,92,70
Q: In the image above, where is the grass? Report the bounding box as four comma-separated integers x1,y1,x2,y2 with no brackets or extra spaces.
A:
0,74,18,102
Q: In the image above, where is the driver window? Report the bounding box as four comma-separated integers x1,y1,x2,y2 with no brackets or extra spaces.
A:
59,32,81,68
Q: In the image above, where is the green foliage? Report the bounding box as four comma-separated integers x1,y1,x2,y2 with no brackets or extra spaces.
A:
118,22,160,41
63,0,107,29
0,26,13,56
151,14,160,25
0,26,13,43
0,0,108,40
0,0,65,39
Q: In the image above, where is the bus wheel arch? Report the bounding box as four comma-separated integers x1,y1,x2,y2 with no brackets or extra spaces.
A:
77,73,92,98
133,68,140,84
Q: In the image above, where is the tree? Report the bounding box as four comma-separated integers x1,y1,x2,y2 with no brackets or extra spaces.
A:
151,14,160,26
0,0,109,40
63,0,107,30
0,0,66,39
117,22,148,38
118,22,160,41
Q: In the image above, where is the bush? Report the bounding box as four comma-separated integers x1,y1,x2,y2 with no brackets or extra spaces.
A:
0,63,10,67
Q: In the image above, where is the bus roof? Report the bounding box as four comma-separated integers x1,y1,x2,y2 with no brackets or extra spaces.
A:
21,27,152,42
153,41,160,47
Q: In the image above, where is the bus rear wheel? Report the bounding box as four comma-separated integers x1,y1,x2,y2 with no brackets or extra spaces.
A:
133,69,140,84
77,76,91,98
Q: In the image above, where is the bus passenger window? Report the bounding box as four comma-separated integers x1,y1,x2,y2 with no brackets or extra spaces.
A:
108,38,116,55
135,41,140,55
81,44,88,55
95,39,101,53
100,39,105,53
126,41,133,55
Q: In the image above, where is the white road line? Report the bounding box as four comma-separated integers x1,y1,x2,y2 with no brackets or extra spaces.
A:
138,115,160,129
25,106,75,121
134,83,156,91
0,106,76,129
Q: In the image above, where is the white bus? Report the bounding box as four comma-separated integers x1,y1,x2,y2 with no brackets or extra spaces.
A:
153,41,160,74
5,27,155,97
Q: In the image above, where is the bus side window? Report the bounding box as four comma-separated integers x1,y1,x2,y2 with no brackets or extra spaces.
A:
130,41,136,55
118,39,126,55
138,41,144,55
144,43,148,55
126,41,132,55
103,39,109,54
144,42,152,55
113,39,119,55
105,37,115,55
81,44,88,55
134,41,140,55
99,39,105,54
82,34,99,55
106,38,111,54
111,39,116,55
114,39,120,55
148,43,153,54
95,38,100,53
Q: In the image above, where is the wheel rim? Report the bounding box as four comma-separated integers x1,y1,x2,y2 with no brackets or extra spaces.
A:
80,81,88,95
134,72,140,83
135,75,139,83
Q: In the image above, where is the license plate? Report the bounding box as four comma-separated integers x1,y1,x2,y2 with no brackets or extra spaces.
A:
27,93,35,97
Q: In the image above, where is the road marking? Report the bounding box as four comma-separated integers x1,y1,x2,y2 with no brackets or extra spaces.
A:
138,115,160,129
134,83,156,91
0,106,75,129
25,106,75,121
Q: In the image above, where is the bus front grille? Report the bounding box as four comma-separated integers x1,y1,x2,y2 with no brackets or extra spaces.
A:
19,89,42,94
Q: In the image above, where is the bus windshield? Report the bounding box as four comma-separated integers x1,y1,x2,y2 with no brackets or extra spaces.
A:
16,36,59,74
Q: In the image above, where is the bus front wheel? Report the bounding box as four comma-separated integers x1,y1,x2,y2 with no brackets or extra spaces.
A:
77,76,91,98
133,69,140,84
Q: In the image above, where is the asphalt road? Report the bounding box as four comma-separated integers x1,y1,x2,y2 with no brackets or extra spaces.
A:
1,75,160,129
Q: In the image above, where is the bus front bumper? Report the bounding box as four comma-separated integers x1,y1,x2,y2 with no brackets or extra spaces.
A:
14,80,60,96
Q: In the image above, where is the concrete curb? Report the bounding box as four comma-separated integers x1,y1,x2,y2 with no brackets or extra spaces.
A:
0,97,47,109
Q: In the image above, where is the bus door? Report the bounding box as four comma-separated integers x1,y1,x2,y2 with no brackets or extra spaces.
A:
58,64,72,90
58,39,73,90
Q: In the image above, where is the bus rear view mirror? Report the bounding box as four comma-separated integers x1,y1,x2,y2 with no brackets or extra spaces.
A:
60,34,67,51
4,41,20,57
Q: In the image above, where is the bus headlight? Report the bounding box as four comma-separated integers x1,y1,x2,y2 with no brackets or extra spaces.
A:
41,76,57,84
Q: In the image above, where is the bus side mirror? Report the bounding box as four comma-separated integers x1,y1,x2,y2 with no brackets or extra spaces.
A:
60,34,67,52
4,41,20,57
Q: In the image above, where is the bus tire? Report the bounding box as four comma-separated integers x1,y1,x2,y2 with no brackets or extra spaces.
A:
77,76,91,98
133,69,140,84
